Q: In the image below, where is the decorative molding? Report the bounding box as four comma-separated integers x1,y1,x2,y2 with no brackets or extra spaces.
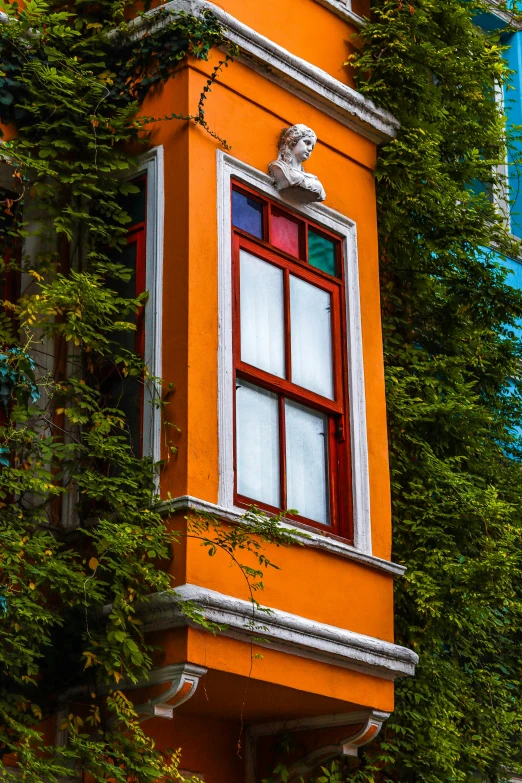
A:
481,0,522,29
131,663,208,720
128,0,399,143
216,152,374,555
245,709,389,783
161,495,406,576
269,124,326,203
136,583,419,681
312,0,367,27
111,147,163,468
131,147,164,469
61,664,206,741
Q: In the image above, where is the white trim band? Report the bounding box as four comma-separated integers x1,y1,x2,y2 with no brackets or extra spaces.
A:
115,146,164,467
140,147,164,467
312,0,366,27
135,0,399,143
161,494,405,576
139,583,418,680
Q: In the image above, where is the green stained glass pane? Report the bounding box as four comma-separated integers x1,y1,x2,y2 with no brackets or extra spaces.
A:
308,228,337,276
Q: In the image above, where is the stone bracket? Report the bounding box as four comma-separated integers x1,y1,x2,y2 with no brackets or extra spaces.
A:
134,663,208,721
246,709,390,783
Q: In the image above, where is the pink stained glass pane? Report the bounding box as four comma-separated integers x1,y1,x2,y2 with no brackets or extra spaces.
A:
271,210,301,257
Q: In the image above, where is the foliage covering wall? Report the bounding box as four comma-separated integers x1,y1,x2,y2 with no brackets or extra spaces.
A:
3,0,522,781
347,1,522,781
0,2,296,781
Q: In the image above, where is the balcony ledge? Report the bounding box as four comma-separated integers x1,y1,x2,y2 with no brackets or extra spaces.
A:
138,583,418,681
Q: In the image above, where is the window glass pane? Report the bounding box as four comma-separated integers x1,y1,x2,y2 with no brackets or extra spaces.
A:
102,239,142,456
236,381,280,507
240,250,285,378
308,228,337,276
120,177,147,225
232,190,264,239
290,275,334,399
110,240,138,354
285,400,329,525
271,209,301,257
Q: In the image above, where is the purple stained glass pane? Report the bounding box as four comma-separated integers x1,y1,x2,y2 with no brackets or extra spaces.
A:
232,190,264,239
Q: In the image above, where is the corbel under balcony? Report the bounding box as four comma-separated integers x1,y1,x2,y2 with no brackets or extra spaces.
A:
136,583,418,681
126,662,208,721
55,663,208,747
245,709,390,783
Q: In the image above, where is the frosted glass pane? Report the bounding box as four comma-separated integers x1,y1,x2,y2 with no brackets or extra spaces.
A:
285,400,329,525
290,276,334,399
236,380,280,507
240,250,285,378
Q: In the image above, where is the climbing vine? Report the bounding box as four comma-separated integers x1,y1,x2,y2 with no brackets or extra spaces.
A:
262,0,522,782
324,1,522,782
0,1,294,781
352,4,522,779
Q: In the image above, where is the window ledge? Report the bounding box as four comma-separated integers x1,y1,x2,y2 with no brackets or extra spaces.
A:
159,495,406,577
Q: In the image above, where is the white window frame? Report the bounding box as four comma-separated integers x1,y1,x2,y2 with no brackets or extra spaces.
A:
124,146,164,467
216,151,372,553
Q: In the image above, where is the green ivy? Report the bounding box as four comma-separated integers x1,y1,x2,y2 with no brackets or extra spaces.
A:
0,2,291,781
343,1,522,781
263,0,522,781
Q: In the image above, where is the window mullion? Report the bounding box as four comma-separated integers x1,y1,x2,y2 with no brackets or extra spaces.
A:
283,268,292,383
279,394,287,512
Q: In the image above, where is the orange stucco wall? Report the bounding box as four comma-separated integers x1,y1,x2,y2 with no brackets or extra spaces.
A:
143,57,391,557
133,19,397,733
1,2,403,778
213,0,361,88
143,52,391,522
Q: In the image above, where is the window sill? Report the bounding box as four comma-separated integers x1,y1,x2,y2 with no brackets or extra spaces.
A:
159,495,406,577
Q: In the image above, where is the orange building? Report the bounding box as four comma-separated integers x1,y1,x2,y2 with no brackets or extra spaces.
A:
1,0,417,778
110,0,419,779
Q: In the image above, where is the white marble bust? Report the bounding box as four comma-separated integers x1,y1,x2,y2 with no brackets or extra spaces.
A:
269,124,326,203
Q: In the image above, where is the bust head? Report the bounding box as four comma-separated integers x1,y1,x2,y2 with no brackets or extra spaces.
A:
277,124,317,168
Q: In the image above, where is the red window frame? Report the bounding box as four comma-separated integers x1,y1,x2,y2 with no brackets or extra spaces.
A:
231,181,352,541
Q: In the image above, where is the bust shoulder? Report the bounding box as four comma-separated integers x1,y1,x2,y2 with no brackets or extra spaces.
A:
269,159,305,190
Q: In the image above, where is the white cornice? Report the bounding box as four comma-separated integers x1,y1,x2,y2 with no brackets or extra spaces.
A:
161,495,406,576
137,583,418,680
480,0,522,29
312,0,367,27
128,0,399,143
